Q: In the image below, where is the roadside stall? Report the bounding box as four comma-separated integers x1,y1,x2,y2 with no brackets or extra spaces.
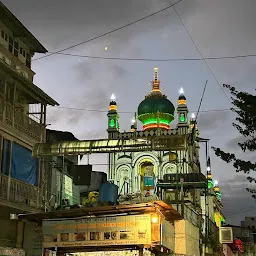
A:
18,201,182,256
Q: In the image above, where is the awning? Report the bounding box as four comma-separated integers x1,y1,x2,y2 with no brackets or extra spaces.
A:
17,201,182,222
33,134,187,157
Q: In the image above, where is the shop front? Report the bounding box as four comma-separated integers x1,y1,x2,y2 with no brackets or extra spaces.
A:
18,201,181,256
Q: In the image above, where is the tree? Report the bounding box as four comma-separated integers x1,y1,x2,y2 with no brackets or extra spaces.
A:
212,84,256,198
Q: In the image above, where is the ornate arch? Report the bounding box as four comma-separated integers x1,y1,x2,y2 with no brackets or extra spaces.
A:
162,162,178,176
132,153,159,176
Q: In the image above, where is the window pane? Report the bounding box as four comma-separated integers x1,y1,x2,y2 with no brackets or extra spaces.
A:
9,37,13,45
14,41,19,49
14,49,18,57
8,44,13,53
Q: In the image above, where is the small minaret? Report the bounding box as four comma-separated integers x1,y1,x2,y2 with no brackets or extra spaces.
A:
130,115,136,133
107,93,119,139
207,163,214,189
177,87,189,134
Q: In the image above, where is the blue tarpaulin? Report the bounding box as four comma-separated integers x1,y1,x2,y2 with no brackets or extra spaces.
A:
11,143,38,186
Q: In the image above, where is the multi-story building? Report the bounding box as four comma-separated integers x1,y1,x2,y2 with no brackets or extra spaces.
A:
44,129,81,209
0,1,58,250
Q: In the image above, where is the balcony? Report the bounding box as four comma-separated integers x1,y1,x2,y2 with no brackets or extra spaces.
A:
0,93,43,142
0,173,39,211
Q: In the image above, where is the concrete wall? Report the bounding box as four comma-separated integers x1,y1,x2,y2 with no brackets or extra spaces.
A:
174,219,200,256
23,222,43,256
0,206,17,247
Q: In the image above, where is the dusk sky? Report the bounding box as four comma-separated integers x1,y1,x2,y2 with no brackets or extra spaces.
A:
3,0,256,224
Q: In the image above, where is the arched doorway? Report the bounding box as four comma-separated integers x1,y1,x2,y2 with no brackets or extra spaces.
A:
139,160,155,196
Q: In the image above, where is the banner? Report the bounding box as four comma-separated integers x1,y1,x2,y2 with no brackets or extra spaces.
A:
43,214,151,248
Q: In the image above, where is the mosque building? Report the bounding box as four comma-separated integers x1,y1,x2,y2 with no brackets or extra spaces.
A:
107,68,202,207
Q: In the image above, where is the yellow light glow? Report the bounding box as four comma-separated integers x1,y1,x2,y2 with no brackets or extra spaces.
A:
109,105,117,111
151,215,158,224
178,99,186,105
104,46,108,51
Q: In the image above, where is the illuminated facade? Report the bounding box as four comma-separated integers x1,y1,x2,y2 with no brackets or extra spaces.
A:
107,68,200,201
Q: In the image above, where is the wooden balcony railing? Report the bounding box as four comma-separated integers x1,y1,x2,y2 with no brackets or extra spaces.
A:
0,174,39,209
0,93,42,141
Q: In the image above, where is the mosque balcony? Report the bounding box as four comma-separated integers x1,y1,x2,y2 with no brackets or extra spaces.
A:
0,93,43,143
0,173,40,212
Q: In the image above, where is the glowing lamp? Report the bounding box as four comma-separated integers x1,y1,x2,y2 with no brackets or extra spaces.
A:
214,180,219,186
151,215,158,224
191,113,196,119
131,117,135,124
110,93,116,101
206,166,211,171
179,87,184,95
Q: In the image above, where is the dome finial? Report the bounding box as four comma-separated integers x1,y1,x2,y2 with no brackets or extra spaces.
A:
154,67,158,80
151,67,161,93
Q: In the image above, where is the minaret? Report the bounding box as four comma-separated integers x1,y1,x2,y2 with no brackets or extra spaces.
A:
207,164,214,189
214,180,222,201
177,87,189,134
107,93,119,139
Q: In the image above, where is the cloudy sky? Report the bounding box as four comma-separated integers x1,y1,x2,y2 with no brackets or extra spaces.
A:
3,0,256,224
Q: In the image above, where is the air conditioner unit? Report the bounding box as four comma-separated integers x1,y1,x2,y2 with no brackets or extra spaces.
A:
219,227,233,244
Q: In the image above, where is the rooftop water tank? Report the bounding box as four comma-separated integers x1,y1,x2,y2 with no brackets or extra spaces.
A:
98,182,118,204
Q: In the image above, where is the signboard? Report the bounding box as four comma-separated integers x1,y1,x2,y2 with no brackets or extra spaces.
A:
43,214,151,248
64,175,73,204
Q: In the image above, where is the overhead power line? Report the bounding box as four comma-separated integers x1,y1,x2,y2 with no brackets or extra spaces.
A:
48,105,233,114
170,0,231,104
42,51,256,62
33,0,183,61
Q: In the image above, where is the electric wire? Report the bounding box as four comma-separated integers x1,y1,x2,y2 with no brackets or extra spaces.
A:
44,51,256,62
48,105,233,114
170,0,232,104
195,80,208,121
224,207,256,217
32,0,183,61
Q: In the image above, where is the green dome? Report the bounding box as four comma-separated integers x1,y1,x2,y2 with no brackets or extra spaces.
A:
138,95,175,116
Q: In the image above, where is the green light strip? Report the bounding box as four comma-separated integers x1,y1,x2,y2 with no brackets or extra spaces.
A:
143,118,170,126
